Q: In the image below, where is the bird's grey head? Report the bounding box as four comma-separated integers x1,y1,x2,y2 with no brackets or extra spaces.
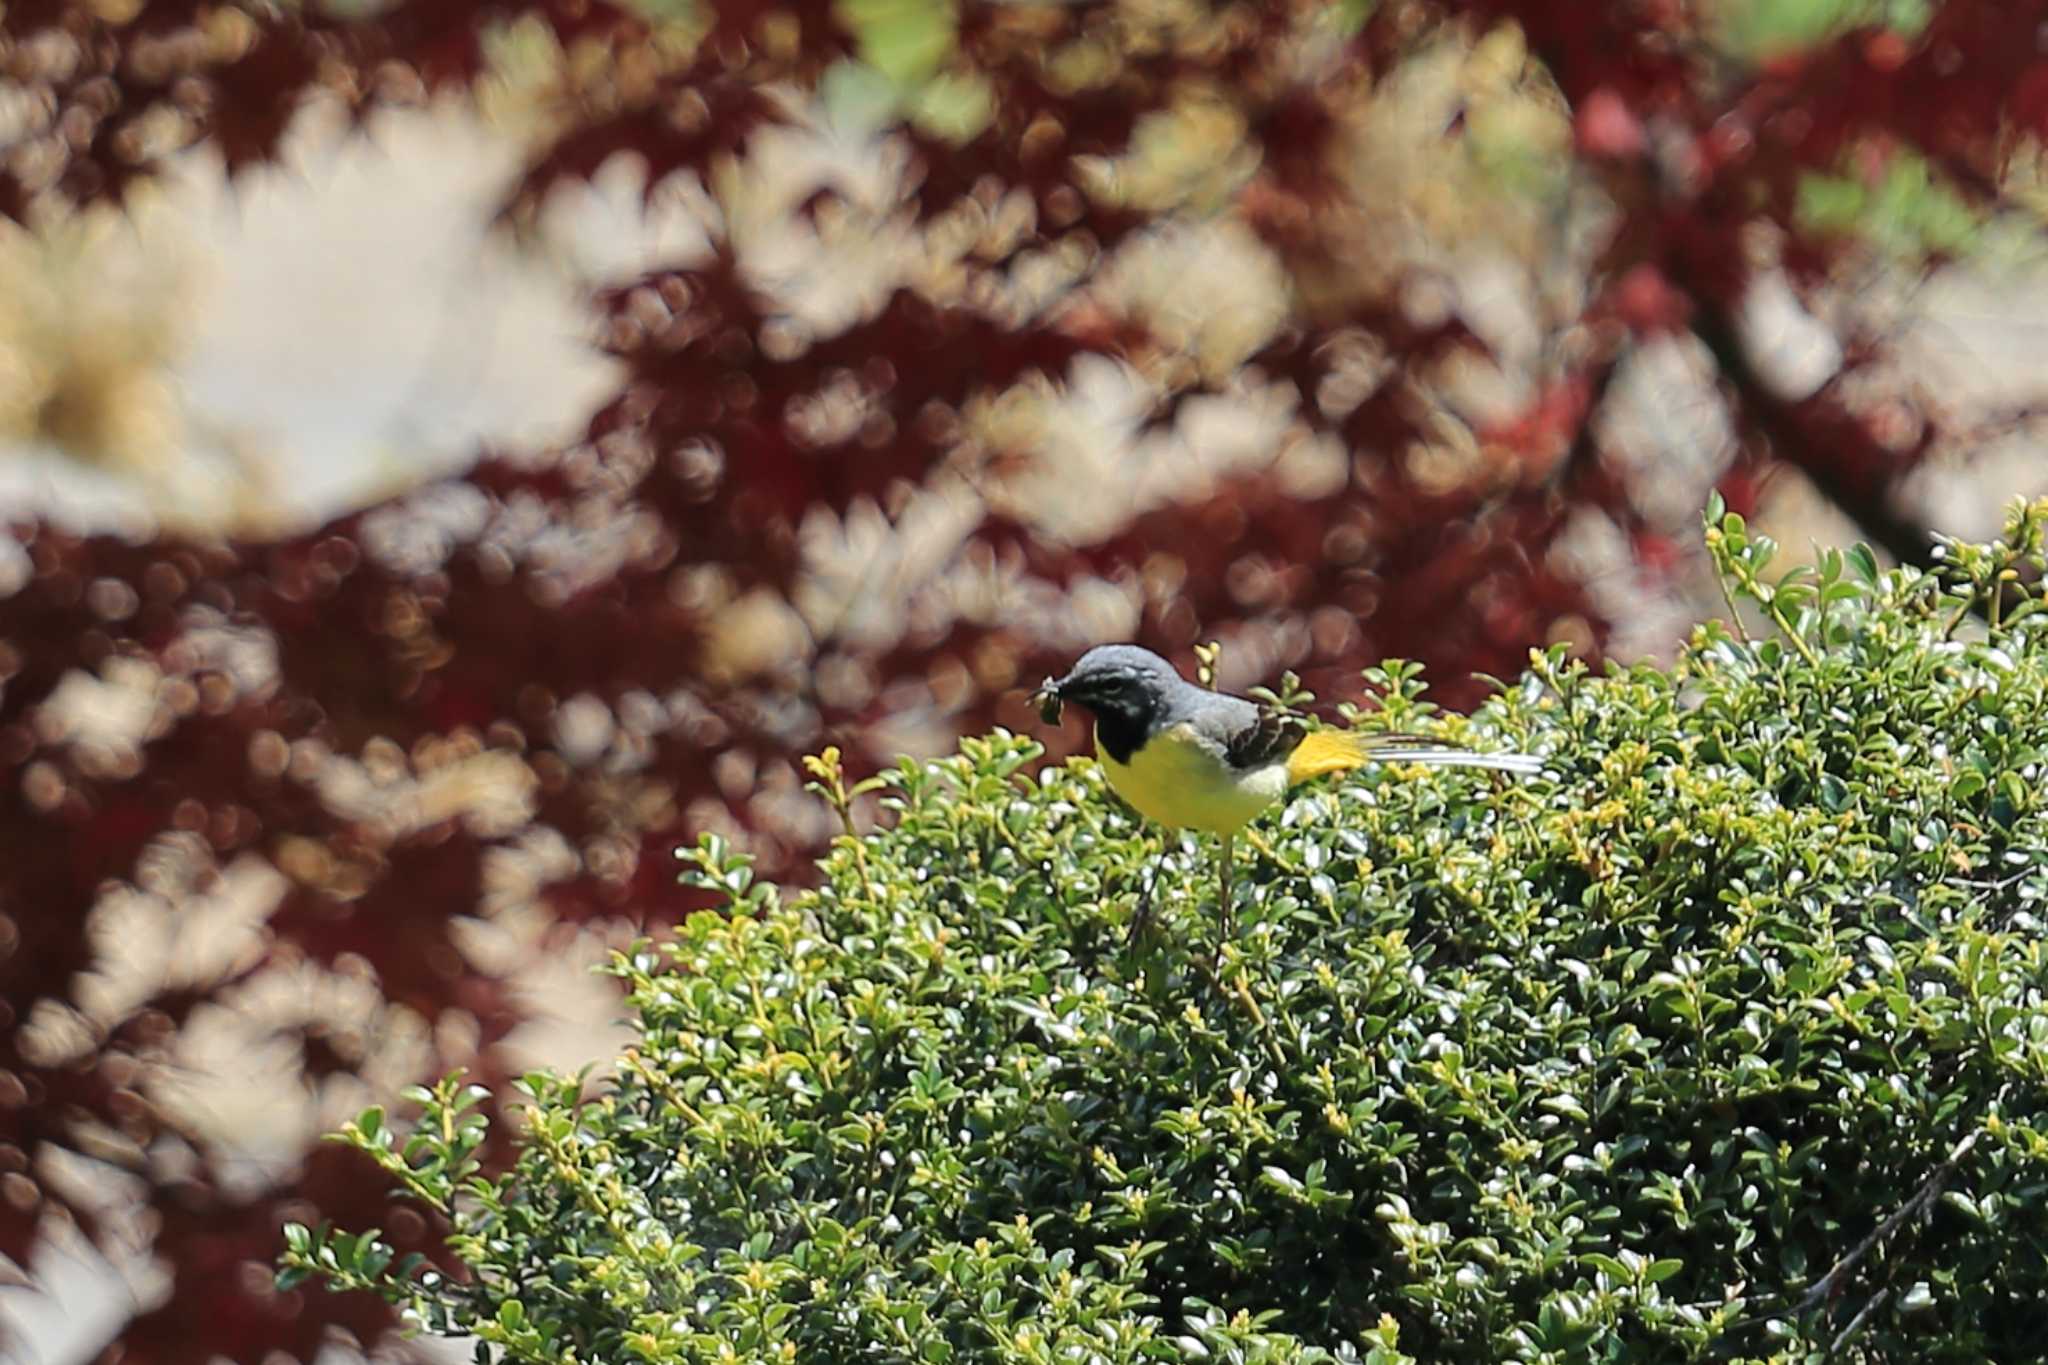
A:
1035,645,1186,752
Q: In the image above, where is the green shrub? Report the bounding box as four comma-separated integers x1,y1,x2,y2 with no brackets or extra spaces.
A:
283,500,2048,1364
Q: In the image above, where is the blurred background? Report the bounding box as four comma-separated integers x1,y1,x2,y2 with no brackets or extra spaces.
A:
5,0,2048,1359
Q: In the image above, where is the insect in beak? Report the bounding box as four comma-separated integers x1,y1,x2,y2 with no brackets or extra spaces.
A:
1035,678,1064,726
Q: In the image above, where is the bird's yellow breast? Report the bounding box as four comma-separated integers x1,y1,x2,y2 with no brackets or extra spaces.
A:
1095,722,1288,835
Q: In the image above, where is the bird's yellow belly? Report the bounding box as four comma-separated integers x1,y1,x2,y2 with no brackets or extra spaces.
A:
1096,723,1288,835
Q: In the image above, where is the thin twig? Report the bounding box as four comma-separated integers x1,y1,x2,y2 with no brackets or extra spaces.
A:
1826,1288,1889,1360
1188,953,1288,1070
1723,1130,1980,1341
1714,565,1754,644
1790,1130,1978,1318
1241,825,1310,893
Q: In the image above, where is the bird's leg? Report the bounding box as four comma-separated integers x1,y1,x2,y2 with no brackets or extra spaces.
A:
1217,832,1235,941
1125,849,1159,945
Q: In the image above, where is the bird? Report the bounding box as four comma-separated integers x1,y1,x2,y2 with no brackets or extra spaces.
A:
1034,644,1543,940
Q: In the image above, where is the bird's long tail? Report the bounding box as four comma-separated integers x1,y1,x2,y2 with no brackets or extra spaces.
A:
1286,729,1544,786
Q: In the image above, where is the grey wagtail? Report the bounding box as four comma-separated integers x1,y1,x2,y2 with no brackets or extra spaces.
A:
1034,644,1543,938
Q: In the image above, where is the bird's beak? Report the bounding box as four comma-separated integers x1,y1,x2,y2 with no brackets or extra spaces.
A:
1034,675,1064,726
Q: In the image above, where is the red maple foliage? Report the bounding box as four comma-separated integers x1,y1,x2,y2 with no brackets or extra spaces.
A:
2,0,2040,1359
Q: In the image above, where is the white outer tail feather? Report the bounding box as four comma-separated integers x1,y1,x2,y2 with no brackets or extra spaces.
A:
1367,747,1546,776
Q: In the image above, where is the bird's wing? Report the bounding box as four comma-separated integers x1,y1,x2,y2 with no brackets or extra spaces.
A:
1217,700,1308,773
